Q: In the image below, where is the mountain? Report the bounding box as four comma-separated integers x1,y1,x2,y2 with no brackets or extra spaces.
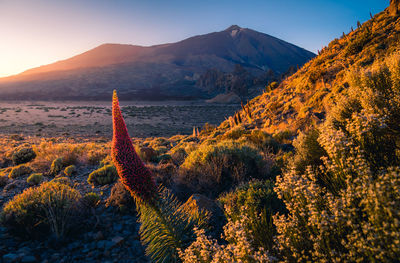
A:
0,25,315,100
212,3,400,135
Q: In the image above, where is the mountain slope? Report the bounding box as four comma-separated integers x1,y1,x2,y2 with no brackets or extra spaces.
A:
213,4,400,135
0,25,315,100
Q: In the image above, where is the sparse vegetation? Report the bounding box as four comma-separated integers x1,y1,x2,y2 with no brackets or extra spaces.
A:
8,164,33,179
12,146,36,165
49,157,64,176
81,192,100,207
87,164,118,185
178,140,270,197
64,165,77,177
26,173,43,185
1,181,81,238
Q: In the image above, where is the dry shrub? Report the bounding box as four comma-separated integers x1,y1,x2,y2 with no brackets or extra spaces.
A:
149,162,177,188
176,140,271,198
274,54,400,262
87,165,118,186
8,165,33,179
1,181,81,239
105,181,135,212
30,141,109,172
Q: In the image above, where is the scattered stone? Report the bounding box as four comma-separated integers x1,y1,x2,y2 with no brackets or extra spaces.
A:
94,231,104,241
97,240,113,250
113,223,123,232
21,255,36,263
111,236,124,246
2,253,19,263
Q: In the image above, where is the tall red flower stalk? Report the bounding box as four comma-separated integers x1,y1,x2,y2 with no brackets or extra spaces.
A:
111,90,156,201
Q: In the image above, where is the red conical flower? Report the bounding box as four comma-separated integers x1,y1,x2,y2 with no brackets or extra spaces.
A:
111,90,156,201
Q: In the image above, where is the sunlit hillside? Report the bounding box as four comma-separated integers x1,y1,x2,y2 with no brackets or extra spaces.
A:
212,6,400,135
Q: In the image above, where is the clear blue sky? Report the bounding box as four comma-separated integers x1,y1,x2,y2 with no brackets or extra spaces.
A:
0,0,389,77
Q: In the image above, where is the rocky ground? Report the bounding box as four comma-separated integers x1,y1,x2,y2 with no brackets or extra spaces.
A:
0,101,240,138
0,208,148,263
0,166,149,263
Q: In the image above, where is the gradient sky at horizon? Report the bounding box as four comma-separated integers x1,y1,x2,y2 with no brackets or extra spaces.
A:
0,0,389,77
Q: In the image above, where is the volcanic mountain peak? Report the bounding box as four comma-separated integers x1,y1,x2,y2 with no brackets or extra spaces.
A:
218,5,400,135
0,26,315,100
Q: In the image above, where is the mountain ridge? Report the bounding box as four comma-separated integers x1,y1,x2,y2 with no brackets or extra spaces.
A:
0,25,315,100
212,6,400,136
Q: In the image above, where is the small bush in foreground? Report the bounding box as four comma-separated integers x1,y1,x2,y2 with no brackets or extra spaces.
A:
87,164,118,185
12,147,36,165
82,192,100,208
8,165,33,179
179,215,272,263
219,180,285,252
178,140,270,197
1,181,81,239
63,165,77,177
105,181,135,212
49,157,63,176
274,54,400,262
51,176,72,186
26,173,43,186
292,127,326,173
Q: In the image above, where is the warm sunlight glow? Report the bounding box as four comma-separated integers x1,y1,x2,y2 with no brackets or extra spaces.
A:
0,0,388,78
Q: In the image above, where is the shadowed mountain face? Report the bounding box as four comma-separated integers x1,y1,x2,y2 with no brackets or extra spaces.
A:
0,25,315,100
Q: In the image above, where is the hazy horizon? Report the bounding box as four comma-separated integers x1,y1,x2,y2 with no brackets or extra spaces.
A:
0,0,388,78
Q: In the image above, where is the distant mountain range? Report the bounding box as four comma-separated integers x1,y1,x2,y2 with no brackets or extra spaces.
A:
0,25,315,100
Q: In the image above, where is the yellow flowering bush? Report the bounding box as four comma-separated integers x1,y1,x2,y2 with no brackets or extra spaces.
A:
179,211,273,263
274,54,400,262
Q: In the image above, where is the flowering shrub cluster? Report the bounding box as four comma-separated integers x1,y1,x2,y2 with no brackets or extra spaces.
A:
219,180,285,252
179,211,273,263
274,54,400,262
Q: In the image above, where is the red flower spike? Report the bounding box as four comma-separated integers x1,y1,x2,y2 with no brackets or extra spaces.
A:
111,90,157,201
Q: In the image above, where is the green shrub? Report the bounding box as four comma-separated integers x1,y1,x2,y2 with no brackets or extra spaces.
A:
292,128,327,173
345,30,372,55
1,181,81,238
87,150,108,165
274,54,400,262
219,180,285,251
81,192,100,207
105,181,135,212
87,164,118,185
135,146,158,162
12,147,36,165
170,147,187,165
99,156,112,168
180,214,271,262
178,140,269,197
157,154,172,164
273,130,294,144
8,165,33,179
241,129,279,152
64,165,77,177
49,157,63,176
222,125,247,140
51,176,72,186
26,173,43,186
